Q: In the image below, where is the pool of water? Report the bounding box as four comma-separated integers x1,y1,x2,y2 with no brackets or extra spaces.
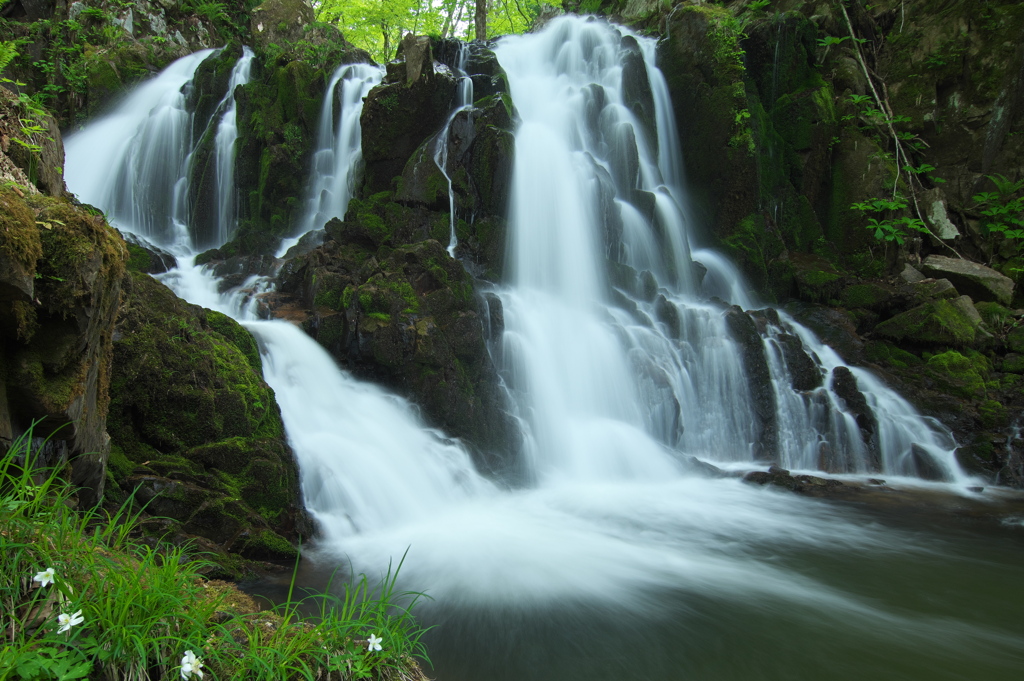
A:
248,480,1024,681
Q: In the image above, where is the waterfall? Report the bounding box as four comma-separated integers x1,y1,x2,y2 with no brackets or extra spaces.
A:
60,24,1024,680
65,49,216,249
64,48,255,252
279,63,383,256
211,47,256,249
493,16,965,483
433,43,474,256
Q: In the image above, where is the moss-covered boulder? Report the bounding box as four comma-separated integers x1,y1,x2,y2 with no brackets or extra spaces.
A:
873,296,981,346
106,271,305,565
270,197,514,470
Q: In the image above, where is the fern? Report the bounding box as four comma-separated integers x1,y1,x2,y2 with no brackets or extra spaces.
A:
0,40,18,73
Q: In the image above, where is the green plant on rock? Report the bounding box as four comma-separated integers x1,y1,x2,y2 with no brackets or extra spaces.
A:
850,196,928,245
0,39,18,72
902,162,945,185
974,174,1024,249
189,0,230,24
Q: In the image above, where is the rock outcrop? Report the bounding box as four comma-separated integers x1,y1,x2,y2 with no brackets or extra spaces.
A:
1,86,126,507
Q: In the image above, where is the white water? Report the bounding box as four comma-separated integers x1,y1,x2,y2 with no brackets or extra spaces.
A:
65,47,257,253
65,49,216,249
493,16,965,484
279,63,383,256
61,21,1024,679
210,47,255,250
433,43,474,256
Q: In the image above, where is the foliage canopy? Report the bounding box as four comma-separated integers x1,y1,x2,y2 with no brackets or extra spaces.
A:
315,0,546,63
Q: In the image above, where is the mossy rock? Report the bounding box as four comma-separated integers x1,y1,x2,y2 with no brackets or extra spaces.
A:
0,187,42,305
791,253,843,304
82,39,191,118
873,298,978,346
1,191,126,506
1001,353,1024,374
361,67,459,194
720,212,792,302
924,350,989,400
1006,323,1024,354
275,218,514,469
841,282,894,311
863,340,923,369
233,42,366,254
106,271,304,561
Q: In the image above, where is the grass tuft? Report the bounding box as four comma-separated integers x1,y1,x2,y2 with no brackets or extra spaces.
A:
0,423,431,680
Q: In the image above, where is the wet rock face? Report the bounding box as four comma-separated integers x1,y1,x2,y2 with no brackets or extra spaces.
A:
723,306,777,461
830,366,881,471
775,332,823,392
271,204,515,471
620,34,656,147
361,49,458,195
393,89,515,279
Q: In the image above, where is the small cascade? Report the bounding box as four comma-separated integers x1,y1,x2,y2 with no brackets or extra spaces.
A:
249,321,493,542
433,43,474,256
282,63,383,256
64,48,255,252
210,46,256,249
65,49,217,249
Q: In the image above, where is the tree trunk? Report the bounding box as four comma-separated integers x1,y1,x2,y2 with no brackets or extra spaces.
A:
475,0,487,41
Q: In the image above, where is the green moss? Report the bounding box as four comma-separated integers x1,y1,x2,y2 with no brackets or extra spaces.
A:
801,270,839,287
109,273,284,455
106,444,134,480
925,350,988,399
842,283,891,310
978,399,1008,429
874,299,978,346
723,213,791,298
864,340,922,368
237,528,298,560
1001,354,1024,374
204,310,263,373
0,188,43,274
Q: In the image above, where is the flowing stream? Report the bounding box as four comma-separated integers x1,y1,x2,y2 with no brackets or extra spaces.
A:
62,19,1024,681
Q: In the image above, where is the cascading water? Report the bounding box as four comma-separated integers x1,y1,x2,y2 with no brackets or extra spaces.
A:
65,49,217,249
211,47,255,249
65,47,256,253
494,16,962,483
433,43,474,256
62,19,1024,681
279,63,383,256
